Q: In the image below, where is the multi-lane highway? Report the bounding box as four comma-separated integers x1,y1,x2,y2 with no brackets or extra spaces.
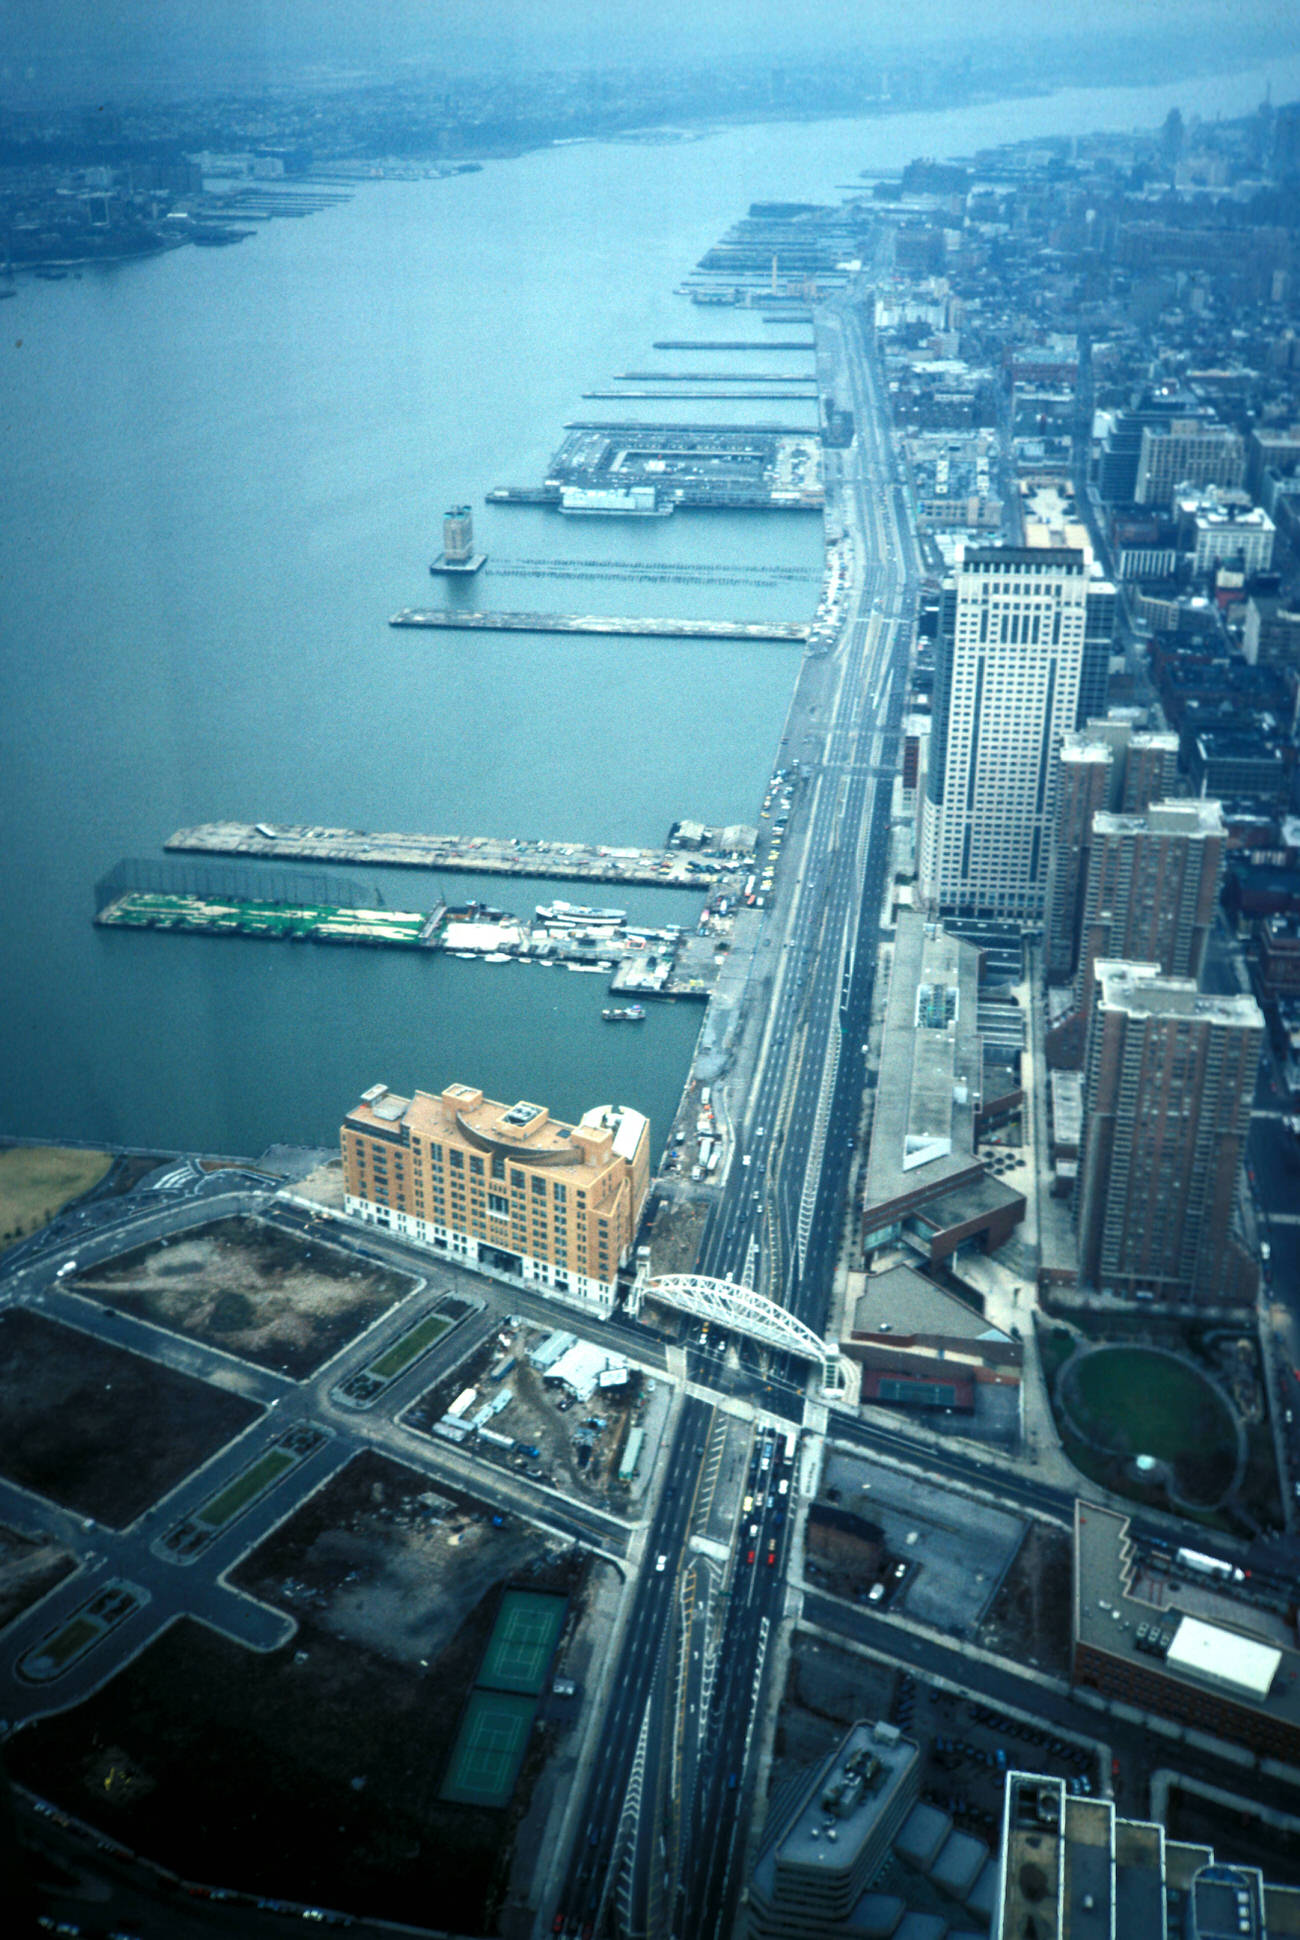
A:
551,272,925,1940
696,293,918,1332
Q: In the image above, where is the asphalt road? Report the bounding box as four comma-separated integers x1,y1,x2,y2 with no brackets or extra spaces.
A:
547,259,927,1940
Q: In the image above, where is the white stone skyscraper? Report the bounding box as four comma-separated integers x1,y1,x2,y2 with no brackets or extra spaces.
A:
921,541,1088,921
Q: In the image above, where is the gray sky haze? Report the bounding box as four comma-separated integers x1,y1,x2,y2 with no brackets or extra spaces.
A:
2,0,1296,101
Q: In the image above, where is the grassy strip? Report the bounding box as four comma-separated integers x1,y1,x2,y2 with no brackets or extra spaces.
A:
41,1614,102,1669
368,1311,454,1382
199,1447,297,1528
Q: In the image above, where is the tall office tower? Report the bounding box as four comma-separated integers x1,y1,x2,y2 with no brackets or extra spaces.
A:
1073,799,1226,1026
1075,965,1261,1305
1044,721,1180,985
998,1771,1300,1937
341,1081,649,1314
921,543,1087,921
1134,418,1246,508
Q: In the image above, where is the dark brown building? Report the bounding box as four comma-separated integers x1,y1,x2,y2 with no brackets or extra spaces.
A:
1045,720,1179,989
1073,1502,1300,1764
1075,965,1261,1306
1070,799,1226,1052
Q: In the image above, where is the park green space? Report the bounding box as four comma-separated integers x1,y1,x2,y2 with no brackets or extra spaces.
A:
368,1309,455,1381
0,1145,111,1248
41,1615,101,1670
200,1447,297,1527
1069,1346,1235,1464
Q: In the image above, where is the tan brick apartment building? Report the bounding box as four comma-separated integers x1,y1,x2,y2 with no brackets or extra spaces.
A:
342,1081,650,1315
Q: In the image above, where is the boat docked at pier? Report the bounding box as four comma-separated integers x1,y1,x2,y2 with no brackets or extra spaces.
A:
536,899,627,927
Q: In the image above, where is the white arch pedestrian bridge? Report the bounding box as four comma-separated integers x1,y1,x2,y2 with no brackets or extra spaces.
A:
631,1273,841,1390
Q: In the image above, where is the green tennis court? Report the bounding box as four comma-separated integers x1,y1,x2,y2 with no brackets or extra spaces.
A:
440,1690,536,1806
477,1589,566,1695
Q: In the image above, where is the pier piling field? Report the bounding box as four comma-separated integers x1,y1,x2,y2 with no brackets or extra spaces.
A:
165,822,738,889
386,610,807,642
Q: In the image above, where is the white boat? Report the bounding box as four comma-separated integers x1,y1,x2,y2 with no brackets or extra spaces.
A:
536,899,627,926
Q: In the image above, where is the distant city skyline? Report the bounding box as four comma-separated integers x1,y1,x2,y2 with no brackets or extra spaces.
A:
3,0,1298,100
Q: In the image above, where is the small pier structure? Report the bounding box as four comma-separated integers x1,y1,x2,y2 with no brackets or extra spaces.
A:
430,503,486,575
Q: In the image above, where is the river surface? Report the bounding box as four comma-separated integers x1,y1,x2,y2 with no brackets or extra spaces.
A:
4,59,1297,1158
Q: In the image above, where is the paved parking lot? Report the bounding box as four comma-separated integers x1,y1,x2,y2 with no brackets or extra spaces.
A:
820,1448,1027,1636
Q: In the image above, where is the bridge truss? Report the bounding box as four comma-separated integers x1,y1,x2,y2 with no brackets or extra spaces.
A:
631,1273,842,1392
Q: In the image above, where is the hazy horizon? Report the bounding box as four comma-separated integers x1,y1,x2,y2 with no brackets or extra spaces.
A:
2,0,1297,105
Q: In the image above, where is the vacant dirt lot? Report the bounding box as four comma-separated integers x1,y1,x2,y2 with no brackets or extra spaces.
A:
13,1483,592,1931
0,1309,260,1527
232,1450,553,1669
74,1216,413,1378
979,1520,1071,1675
0,1146,111,1248
640,1192,709,1281
0,1524,76,1630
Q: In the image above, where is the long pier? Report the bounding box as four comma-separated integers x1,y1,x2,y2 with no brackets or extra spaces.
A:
582,390,817,401
165,822,742,888
652,340,814,351
388,610,807,642
563,420,816,436
617,372,816,383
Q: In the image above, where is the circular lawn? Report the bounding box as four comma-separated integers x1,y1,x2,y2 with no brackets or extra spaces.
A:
1060,1345,1240,1507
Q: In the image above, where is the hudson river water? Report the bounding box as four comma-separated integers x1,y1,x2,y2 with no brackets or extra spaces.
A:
4,60,1299,1158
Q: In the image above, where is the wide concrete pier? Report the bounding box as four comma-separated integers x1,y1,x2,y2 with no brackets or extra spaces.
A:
388,610,807,642
166,822,738,888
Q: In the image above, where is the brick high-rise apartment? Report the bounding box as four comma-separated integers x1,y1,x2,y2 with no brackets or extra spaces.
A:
1072,799,1226,1035
342,1081,650,1314
1044,720,1180,985
1075,965,1261,1305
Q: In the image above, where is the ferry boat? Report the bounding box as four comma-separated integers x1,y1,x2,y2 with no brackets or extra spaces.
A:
536,899,627,927
602,1005,647,1022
